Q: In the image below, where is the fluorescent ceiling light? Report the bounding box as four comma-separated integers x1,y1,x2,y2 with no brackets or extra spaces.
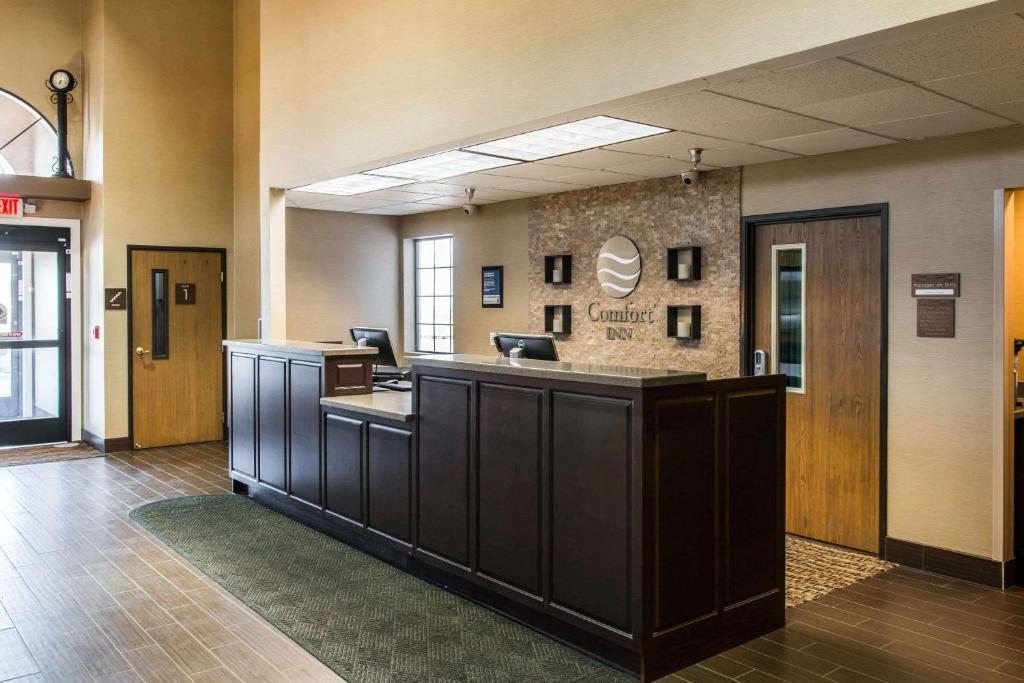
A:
293,173,411,196
464,116,672,161
365,150,519,182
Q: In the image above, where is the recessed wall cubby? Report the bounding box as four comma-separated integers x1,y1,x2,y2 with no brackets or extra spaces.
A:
667,246,701,281
544,255,572,284
667,305,701,340
544,305,572,335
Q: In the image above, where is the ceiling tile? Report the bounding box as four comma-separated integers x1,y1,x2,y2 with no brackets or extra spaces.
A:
469,187,537,202
603,130,734,157
608,90,778,130
603,156,704,178
864,108,1013,140
305,196,399,212
417,196,470,207
988,99,1024,123
480,162,588,180
443,172,529,189
549,169,646,187
693,110,839,144
846,15,1024,82
712,58,903,109
921,65,1024,106
697,145,799,167
399,182,469,197
760,128,895,155
358,189,438,202
501,179,587,194
795,85,966,127
285,190,337,207
356,202,447,215
534,148,654,170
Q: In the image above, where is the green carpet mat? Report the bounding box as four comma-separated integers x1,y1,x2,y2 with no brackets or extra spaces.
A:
130,495,632,682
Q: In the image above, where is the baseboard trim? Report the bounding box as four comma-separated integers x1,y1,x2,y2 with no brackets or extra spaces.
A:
885,537,1010,588
82,430,131,454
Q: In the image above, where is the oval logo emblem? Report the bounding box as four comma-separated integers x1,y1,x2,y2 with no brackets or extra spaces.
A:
597,235,641,298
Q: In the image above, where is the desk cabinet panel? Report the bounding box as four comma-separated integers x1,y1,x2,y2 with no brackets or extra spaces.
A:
477,383,543,595
289,361,323,506
367,423,413,543
229,353,256,478
417,377,472,567
324,413,364,523
257,358,287,490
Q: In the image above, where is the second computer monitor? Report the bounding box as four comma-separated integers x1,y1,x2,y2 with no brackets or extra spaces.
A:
350,327,399,369
493,332,559,361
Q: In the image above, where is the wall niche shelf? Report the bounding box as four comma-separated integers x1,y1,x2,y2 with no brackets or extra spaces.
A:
667,246,701,281
544,255,572,284
544,305,572,335
667,305,701,340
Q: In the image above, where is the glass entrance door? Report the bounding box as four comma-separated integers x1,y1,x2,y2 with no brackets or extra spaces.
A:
0,226,69,446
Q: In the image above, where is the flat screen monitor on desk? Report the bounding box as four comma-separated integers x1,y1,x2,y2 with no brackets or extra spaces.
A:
493,332,559,362
349,327,409,381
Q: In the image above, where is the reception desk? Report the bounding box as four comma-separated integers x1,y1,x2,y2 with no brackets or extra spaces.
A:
225,344,786,681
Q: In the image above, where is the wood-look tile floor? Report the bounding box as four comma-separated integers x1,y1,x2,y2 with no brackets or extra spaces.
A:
2,443,1024,682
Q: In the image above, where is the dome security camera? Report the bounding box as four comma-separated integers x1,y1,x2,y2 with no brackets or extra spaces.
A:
462,187,477,215
680,148,704,188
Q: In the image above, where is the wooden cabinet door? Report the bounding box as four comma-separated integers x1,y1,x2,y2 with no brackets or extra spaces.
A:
257,357,287,491
367,423,413,543
228,352,256,478
324,413,364,524
288,360,322,507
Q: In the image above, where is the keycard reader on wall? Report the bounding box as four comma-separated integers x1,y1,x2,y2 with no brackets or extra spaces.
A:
753,349,768,376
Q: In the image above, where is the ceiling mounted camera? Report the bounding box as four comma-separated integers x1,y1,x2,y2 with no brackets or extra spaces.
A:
462,187,477,215
681,148,704,187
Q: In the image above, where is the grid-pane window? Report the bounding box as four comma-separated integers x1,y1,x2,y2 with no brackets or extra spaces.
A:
415,236,454,352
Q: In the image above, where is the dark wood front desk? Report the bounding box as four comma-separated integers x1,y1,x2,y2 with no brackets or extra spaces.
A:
225,346,786,681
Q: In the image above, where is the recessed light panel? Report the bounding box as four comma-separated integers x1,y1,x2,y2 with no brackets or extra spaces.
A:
464,116,672,161
293,174,412,195
365,150,519,182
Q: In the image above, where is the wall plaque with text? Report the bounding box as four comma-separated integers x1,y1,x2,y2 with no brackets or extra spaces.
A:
917,298,955,338
105,288,127,310
911,273,960,297
175,283,196,305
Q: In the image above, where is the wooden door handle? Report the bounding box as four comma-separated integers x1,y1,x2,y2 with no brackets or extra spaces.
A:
135,346,151,356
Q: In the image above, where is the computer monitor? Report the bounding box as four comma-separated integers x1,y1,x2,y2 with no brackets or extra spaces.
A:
493,332,559,362
350,327,400,370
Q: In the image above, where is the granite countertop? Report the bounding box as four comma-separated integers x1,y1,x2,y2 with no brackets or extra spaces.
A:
321,391,414,422
410,354,706,388
223,339,378,358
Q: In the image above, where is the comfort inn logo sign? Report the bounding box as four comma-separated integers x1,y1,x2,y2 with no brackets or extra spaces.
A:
596,235,641,298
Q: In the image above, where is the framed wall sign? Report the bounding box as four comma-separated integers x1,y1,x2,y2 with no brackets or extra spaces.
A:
482,266,503,308
911,273,960,297
105,288,127,310
175,283,196,305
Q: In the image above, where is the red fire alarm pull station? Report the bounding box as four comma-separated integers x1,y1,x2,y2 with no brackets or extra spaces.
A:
93,325,100,340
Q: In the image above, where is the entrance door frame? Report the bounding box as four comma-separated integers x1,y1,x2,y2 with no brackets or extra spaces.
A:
0,216,81,443
126,245,227,449
740,203,889,556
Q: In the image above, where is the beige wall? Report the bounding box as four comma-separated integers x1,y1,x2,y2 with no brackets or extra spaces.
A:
285,208,401,344
743,126,1024,560
401,201,530,356
232,0,260,339
0,0,83,175
85,0,234,440
258,0,1003,191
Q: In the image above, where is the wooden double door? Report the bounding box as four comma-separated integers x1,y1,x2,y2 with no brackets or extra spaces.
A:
750,212,883,553
130,248,225,449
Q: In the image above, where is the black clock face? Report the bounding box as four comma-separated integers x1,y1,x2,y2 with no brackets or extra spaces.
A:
48,70,74,92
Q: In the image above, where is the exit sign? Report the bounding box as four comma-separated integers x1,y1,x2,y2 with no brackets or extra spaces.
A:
0,196,22,219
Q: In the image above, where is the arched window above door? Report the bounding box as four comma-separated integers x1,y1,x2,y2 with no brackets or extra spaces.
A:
0,89,65,177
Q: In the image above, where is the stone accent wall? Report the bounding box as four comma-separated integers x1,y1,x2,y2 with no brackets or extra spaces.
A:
528,168,741,378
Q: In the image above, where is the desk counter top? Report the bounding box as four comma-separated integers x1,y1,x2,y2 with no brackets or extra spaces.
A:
223,339,378,358
410,353,706,388
321,391,414,422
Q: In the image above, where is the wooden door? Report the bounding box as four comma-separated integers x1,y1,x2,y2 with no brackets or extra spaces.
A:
752,216,881,552
131,249,224,449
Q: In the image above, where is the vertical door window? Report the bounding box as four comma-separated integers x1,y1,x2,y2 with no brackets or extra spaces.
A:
152,269,169,359
414,236,454,352
772,244,805,392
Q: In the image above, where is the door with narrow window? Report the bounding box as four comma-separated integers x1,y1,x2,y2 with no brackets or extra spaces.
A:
130,248,224,449
752,215,882,552
0,226,69,446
